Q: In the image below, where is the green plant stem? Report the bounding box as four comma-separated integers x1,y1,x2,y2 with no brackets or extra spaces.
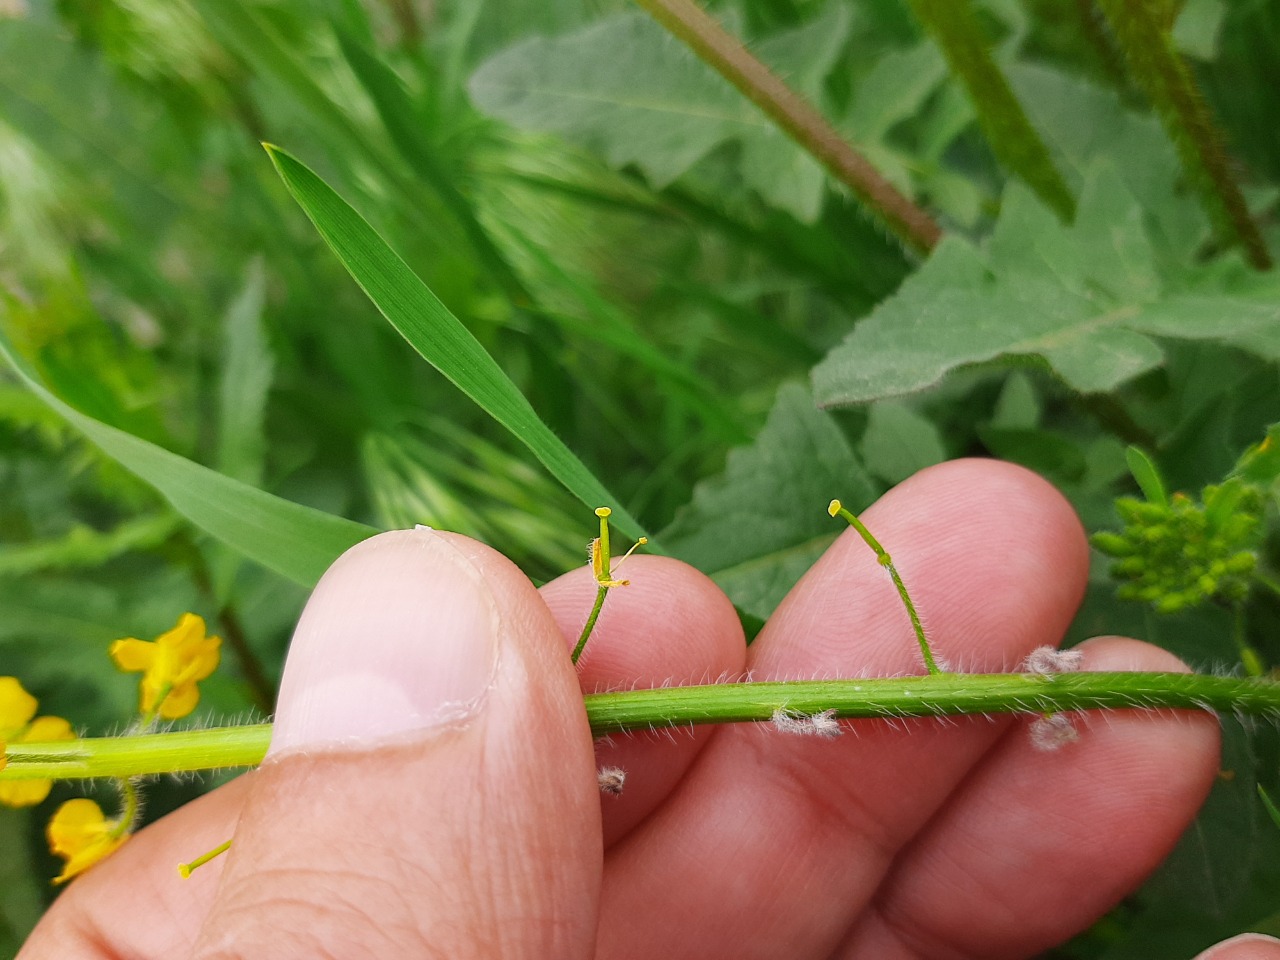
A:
630,0,942,255
905,0,1076,221
1094,0,1271,270
112,778,140,837
4,671,1277,780
830,502,941,675
571,585,608,663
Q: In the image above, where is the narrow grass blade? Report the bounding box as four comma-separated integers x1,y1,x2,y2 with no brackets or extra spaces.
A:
265,144,646,540
0,328,374,586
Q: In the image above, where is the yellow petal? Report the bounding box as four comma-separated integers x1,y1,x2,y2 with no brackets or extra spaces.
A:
139,675,168,714
0,778,54,808
53,831,127,885
23,716,76,743
158,683,201,720
157,613,206,650
46,798,110,857
177,639,221,686
0,677,38,732
109,638,157,673
47,798,129,884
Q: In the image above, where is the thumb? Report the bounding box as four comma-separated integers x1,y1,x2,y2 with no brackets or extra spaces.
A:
192,528,602,959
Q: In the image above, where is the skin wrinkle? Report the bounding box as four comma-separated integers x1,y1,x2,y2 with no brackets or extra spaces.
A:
203,885,407,958
737,722,902,870
867,833,1027,960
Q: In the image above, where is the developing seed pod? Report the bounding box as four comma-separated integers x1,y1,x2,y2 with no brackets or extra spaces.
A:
1023,646,1085,676
597,766,626,797
771,708,843,739
1029,713,1079,751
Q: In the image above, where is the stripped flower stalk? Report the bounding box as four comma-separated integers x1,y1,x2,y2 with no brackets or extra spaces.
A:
571,507,647,664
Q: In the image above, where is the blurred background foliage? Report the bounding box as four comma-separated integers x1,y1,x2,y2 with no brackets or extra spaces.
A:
1,0,1279,954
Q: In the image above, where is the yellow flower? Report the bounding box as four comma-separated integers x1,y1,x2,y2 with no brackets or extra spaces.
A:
0,676,76,808
46,798,129,885
109,613,221,720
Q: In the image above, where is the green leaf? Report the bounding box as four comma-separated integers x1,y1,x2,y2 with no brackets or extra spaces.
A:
860,401,947,486
1126,446,1169,506
467,9,851,222
662,383,878,620
0,327,374,586
263,146,645,540
1009,63,1206,262
0,812,43,952
989,372,1041,430
1260,785,1280,833
0,19,187,233
1173,0,1227,61
813,163,1280,406
0,514,181,577
1232,424,1280,488
217,258,273,486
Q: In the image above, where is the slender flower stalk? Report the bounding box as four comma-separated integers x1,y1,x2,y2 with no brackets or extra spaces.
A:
572,508,646,664
3,671,1277,782
828,500,941,675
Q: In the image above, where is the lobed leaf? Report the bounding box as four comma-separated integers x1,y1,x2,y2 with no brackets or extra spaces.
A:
468,9,851,222
813,163,1280,406
662,383,877,620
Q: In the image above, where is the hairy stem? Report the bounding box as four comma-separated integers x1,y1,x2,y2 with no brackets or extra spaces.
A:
571,585,608,663
905,0,1076,221
1094,0,1271,270
631,0,942,254
4,671,1276,780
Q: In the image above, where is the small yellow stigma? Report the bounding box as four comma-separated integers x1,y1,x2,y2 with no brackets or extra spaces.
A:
828,499,842,517
179,838,233,878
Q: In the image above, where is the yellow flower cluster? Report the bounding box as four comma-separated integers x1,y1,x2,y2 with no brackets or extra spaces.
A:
1,613,222,884
0,676,75,807
110,612,222,721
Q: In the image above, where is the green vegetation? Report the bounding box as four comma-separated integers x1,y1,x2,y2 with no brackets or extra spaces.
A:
1,0,1279,953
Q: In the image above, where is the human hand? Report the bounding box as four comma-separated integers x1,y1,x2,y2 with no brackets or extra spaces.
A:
17,460,1279,959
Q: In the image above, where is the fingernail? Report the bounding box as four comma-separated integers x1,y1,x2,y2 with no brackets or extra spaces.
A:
269,528,499,755
1197,933,1280,959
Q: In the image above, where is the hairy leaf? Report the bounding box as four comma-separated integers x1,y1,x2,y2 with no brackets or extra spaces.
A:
813,163,1280,406
468,8,850,221
662,383,878,619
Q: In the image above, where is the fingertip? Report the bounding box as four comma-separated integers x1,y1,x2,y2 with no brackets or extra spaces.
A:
542,555,745,685
1074,634,1197,673
889,458,1090,595
1197,933,1280,960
